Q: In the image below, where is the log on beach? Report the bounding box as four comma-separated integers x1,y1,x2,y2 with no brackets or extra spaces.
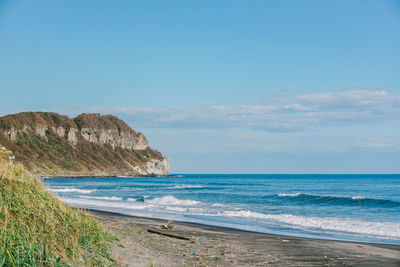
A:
147,229,190,240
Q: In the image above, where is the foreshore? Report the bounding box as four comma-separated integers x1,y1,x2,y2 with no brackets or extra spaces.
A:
90,210,400,267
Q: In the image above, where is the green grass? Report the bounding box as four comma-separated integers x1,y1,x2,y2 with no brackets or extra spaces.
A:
0,161,116,266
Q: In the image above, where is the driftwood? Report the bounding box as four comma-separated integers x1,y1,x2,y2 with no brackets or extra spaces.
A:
147,229,190,240
161,218,174,229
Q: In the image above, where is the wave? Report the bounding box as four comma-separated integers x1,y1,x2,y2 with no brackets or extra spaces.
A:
277,193,400,207
278,193,301,197
57,193,399,241
221,210,400,239
127,196,152,202
147,195,201,206
166,185,205,189
165,206,205,213
351,196,366,200
61,197,148,210
49,188,96,194
61,196,203,213
79,196,123,201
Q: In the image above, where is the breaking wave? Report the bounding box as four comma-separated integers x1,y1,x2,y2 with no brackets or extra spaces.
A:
351,196,366,200
61,197,148,210
49,188,96,194
277,193,400,207
147,195,201,206
278,193,301,197
221,210,400,239
166,185,205,189
79,196,123,201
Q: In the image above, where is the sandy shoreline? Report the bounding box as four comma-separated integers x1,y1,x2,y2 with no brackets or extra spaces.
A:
89,209,400,267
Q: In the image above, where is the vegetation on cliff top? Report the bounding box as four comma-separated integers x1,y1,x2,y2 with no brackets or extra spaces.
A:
73,113,135,134
0,158,116,265
0,112,166,176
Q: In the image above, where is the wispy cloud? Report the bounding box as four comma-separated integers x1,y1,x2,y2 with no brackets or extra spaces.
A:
63,90,400,132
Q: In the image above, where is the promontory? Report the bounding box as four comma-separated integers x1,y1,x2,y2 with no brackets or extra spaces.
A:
0,112,169,176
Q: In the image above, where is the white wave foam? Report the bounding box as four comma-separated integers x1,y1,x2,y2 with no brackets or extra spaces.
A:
279,193,368,201
148,195,200,206
165,206,189,212
50,188,96,194
278,193,301,197
79,196,123,201
61,197,148,210
221,210,400,239
165,206,205,212
351,196,366,200
212,203,224,207
167,185,205,189
61,196,205,216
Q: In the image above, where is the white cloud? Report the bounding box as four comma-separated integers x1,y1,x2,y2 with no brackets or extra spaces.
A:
62,90,400,132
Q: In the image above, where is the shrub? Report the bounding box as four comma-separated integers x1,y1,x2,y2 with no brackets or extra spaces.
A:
0,118,6,129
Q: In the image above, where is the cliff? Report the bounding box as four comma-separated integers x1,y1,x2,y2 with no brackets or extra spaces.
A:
0,112,169,176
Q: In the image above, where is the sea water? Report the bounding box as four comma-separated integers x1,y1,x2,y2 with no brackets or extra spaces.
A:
43,174,400,245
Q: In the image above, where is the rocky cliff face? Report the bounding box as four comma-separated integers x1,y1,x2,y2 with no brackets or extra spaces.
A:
0,112,169,176
74,113,149,150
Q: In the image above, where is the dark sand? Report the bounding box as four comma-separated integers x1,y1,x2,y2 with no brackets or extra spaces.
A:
90,210,400,267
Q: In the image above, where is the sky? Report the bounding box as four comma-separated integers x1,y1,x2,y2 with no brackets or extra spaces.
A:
0,0,400,173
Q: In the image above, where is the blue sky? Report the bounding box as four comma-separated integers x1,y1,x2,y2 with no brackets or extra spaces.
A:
1,0,400,173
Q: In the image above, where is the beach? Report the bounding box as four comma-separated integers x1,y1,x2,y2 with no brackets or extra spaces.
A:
91,210,400,267
45,174,400,246
3,1,400,266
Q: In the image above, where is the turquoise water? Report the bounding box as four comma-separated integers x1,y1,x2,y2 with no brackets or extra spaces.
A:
43,174,400,245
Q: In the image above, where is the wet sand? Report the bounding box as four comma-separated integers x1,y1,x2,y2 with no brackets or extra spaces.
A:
90,210,400,267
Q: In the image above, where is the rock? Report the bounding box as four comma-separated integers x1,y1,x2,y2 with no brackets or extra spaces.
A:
67,127,78,146
35,125,48,141
79,127,149,150
55,126,65,138
145,159,170,176
7,127,17,141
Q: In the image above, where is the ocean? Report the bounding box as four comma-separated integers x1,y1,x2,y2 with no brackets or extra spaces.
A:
43,174,400,245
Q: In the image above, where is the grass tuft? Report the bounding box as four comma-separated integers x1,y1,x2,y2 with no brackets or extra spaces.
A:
0,160,116,266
